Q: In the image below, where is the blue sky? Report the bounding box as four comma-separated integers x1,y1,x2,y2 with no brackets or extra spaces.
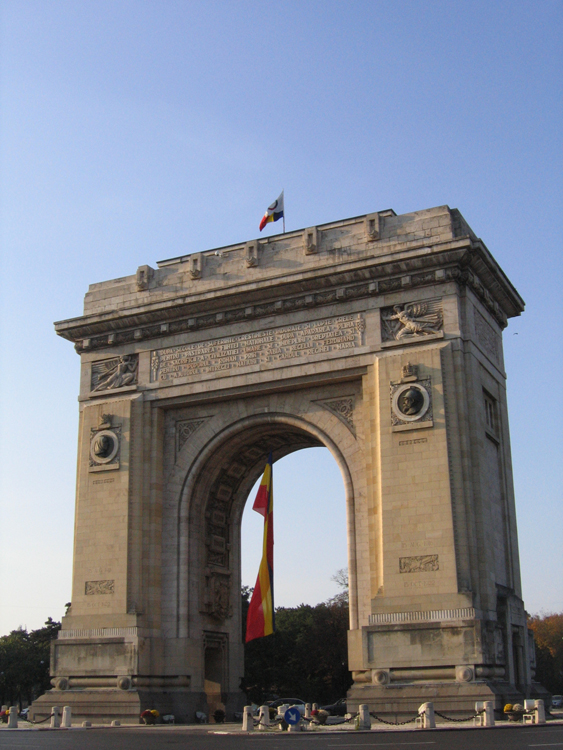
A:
0,0,561,634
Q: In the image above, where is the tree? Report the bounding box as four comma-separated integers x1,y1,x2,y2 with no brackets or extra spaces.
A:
528,611,563,694
0,618,61,707
327,568,349,606
242,574,352,705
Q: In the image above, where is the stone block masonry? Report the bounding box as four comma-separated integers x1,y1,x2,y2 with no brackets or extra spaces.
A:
29,205,541,724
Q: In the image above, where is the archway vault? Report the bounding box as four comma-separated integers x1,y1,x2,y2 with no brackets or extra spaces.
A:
173,413,358,641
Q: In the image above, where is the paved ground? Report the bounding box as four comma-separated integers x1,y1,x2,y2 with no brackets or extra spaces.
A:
1,720,563,750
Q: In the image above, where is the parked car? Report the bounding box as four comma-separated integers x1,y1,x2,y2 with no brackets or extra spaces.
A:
551,695,563,709
319,698,347,716
19,708,30,719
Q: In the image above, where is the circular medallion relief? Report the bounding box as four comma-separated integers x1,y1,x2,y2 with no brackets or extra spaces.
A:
392,383,430,422
90,430,119,464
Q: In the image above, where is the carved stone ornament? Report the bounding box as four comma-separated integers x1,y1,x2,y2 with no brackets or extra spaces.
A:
202,572,232,622
474,308,499,362
89,423,121,469
210,574,232,621
372,669,389,685
401,362,418,381
176,418,208,454
390,380,432,425
317,396,356,436
381,299,443,342
85,579,115,595
456,666,474,683
399,555,439,573
91,354,138,392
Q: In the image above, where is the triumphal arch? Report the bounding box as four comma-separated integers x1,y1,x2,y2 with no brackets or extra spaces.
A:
33,205,537,722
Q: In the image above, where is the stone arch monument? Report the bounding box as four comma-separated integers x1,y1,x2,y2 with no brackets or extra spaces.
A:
31,205,539,722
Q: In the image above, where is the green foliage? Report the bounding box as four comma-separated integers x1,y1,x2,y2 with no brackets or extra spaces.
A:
0,618,61,706
242,586,352,705
528,611,563,694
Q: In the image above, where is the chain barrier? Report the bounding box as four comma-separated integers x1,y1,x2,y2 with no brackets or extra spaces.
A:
252,711,360,730
247,706,486,731
434,710,482,723
25,713,55,725
342,712,359,723
369,712,419,726
252,714,284,731
308,712,359,726
434,711,482,723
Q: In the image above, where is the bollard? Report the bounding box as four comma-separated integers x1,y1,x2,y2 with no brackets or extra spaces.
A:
305,703,311,718
51,706,61,729
535,699,546,724
358,704,371,730
418,702,435,729
277,705,289,731
61,706,72,728
111,720,121,726
8,706,18,729
82,721,91,727
242,706,254,732
312,703,318,712
258,705,270,730
483,701,495,726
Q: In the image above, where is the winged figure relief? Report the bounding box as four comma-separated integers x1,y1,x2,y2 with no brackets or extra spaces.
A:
92,355,138,391
382,301,443,341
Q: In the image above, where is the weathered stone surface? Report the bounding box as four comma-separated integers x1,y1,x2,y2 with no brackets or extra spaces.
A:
33,205,535,723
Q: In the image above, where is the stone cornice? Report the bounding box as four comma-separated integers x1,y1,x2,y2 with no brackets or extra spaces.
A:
55,236,523,354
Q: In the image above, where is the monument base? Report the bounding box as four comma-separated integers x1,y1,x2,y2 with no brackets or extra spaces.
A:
347,680,527,721
29,688,245,724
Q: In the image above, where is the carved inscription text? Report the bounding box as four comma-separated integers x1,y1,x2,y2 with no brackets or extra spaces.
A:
151,315,364,382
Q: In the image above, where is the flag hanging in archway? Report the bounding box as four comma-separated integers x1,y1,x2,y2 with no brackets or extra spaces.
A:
245,455,274,642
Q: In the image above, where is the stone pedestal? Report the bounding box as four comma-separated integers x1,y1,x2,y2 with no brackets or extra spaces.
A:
349,681,523,721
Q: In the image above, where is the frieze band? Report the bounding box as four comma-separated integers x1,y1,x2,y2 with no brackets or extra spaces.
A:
151,314,364,382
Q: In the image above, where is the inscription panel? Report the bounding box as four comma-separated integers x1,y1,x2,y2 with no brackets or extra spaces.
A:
151,315,364,382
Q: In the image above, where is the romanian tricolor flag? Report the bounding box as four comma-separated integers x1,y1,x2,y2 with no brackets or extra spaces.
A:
245,455,274,642
259,191,284,232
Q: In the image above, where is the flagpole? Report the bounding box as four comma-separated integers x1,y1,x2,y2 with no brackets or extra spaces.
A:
282,189,285,234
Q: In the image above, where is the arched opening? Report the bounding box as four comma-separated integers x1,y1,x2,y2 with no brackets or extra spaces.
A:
240,447,349,707
176,413,357,716
241,447,347,607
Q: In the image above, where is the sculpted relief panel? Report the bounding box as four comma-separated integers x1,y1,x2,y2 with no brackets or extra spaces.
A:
89,414,121,472
318,396,356,436
381,300,442,342
91,355,138,392
150,315,364,382
399,555,439,573
390,378,433,427
176,418,208,454
85,580,115,595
